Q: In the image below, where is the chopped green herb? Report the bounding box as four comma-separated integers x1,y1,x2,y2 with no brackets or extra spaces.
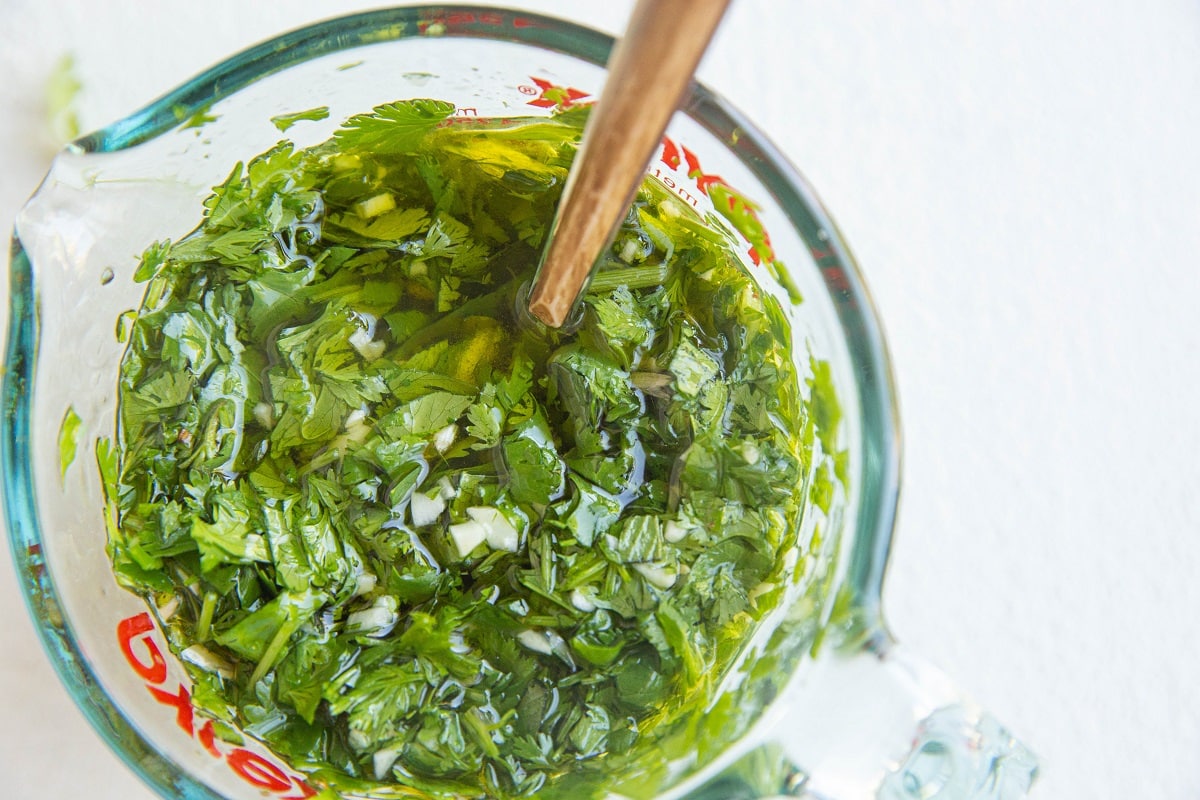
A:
333,98,455,153
271,106,331,132
180,104,220,131
57,405,82,479
108,99,842,799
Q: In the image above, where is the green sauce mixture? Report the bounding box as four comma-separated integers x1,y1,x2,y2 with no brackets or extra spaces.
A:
103,100,820,798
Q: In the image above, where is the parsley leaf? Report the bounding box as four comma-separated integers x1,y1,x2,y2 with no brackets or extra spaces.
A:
192,506,270,573
378,391,473,440
501,411,566,505
326,207,430,244
333,99,455,154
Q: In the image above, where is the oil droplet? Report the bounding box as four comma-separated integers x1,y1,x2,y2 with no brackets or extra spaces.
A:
100,267,114,285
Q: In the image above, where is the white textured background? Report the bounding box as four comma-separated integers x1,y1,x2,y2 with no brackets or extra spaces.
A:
1,2,1198,798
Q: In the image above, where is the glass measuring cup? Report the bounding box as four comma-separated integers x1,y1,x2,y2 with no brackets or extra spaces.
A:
1,7,1037,799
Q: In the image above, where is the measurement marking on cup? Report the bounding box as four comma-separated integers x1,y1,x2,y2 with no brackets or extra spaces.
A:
526,77,590,109
416,10,533,34
511,77,782,272
116,612,319,798
649,166,701,208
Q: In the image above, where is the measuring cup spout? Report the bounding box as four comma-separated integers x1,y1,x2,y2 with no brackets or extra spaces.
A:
670,638,1037,800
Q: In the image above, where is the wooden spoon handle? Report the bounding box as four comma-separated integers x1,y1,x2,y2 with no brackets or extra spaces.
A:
526,0,731,328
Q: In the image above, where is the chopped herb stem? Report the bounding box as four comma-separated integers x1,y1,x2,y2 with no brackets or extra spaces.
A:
463,710,501,760
516,574,578,613
195,591,217,642
587,263,670,294
560,558,608,591
249,618,299,687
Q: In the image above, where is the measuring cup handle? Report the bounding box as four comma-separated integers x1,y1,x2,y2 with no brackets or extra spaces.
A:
680,639,1037,800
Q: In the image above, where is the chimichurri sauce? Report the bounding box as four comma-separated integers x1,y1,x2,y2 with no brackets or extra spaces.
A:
104,99,815,798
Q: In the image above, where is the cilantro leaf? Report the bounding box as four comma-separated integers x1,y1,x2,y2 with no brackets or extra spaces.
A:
334,99,455,154
214,590,323,662
378,391,473,440
591,286,654,352
610,514,663,564
396,611,480,680
133,239,172,282
326,661,429,752
564,477,621,547
418,213,490,274
326,207,430,244
465,397,503,448
548,345,642,433
501,411,566,506
668,336,721,399
192,505,270,572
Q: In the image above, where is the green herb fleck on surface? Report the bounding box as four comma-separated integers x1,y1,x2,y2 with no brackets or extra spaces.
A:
57,405,82,479
178,103,219,131
271,106,331,132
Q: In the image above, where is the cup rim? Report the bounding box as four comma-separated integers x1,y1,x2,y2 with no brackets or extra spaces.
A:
3,6,901,799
